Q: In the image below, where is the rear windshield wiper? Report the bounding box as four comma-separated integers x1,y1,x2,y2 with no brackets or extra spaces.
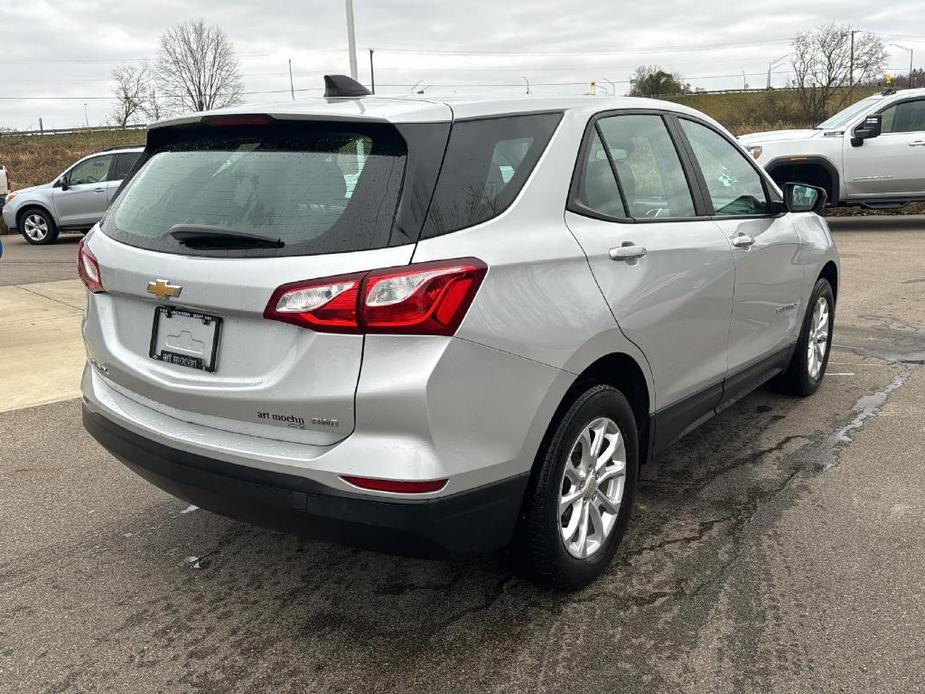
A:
169,224,285,250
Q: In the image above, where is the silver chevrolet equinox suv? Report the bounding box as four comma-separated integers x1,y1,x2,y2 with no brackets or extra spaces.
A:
80,76,839,590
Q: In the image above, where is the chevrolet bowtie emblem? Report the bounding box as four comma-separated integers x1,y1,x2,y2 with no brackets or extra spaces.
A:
146,279,182,300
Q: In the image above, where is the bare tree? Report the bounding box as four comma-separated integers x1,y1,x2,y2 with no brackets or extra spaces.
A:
791,24,886,123
155,20,244,113
110,64,149,127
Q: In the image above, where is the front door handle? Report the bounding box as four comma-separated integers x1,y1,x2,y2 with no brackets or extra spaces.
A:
93,188,106,193
732,234,755,249
910,141,925,147
610,244,647,261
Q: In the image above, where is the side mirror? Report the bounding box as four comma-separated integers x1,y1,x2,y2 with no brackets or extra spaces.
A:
851,114,882,147
783,182,827,214
57,176,69,191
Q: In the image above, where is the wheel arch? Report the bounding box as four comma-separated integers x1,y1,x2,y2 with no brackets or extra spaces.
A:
819,260,838,303
16,203,56,230
536,351,653,472
765,156,841,205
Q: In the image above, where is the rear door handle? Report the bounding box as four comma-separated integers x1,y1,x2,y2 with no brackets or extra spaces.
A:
93,188,106,193
610,244,647,261
910,141,925,147
732,234,755,249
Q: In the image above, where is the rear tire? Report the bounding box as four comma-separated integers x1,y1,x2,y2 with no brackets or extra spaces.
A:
18,208,58,245
774,278,834,396
515,384,639,591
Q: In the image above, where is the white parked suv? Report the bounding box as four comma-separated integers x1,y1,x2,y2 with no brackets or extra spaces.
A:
0,164,11,207
740,88,925,210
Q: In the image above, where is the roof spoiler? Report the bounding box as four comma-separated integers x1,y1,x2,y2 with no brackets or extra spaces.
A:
324,74,372,98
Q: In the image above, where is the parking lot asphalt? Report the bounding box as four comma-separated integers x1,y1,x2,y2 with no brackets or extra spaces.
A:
1,219,924,693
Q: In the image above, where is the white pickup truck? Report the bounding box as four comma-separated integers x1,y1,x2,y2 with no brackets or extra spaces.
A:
0,164,10,208
740,88,925,210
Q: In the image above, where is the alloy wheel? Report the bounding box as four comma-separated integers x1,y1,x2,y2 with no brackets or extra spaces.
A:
558,416,627,559
23,214,49,242
807,296,830,380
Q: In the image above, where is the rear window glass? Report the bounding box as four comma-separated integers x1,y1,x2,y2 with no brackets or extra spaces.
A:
422,113,562,237
103,123,407,257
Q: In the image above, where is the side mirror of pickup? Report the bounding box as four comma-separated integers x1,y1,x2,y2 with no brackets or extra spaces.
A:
783,182,827,214
851,114,882,147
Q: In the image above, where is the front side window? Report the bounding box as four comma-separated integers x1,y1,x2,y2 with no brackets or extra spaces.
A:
597,114,696,219
679,119,770,216
422,113,562,237
68,155,114,186
880,99,925,134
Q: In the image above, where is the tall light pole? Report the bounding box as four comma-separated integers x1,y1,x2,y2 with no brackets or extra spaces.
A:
83,103,89,127
767,54,788,89
850,29,860,90
522,76,530,95
369,49,376,94
344,0,358,80
288,59,295,100
891,44,914,88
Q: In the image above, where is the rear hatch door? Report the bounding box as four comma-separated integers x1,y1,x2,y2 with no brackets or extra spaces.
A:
85,114,450,446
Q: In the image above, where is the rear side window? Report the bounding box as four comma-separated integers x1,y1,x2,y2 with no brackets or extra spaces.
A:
104,122,408,257
574,131,627,219
597,115,696,219
111,152,141,181
422,113,562,237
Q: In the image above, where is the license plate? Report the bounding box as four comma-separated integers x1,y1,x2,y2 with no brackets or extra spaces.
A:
149,306,222,372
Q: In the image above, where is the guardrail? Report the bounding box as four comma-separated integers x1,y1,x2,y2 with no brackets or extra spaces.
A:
0,124,148,138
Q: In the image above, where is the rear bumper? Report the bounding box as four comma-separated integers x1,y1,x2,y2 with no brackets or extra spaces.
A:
83,405,529,558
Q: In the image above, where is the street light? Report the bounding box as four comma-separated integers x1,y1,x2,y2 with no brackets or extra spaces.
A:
767,54,788,89
891,44,914,88
410,80,426,94
344,0,358,80
522,76,530,95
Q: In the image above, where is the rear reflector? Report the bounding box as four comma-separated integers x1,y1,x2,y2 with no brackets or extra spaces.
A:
342,476,448,494
77,238,104,293
264,258,487,336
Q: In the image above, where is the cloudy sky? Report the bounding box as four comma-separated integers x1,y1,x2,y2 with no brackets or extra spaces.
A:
2,0,924,130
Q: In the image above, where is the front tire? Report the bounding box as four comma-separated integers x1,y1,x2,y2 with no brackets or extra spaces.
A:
775,278,834,396
19,208,59,245
516,384,639,591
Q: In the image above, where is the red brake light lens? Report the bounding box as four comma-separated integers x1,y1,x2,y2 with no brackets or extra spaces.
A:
263,258,487,336
363,259,487,335
77,238,104,293
202,114,274,127
342,476,448,494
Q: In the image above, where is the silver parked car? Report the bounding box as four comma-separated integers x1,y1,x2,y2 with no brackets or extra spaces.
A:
80,77,839,589
2,147,142,245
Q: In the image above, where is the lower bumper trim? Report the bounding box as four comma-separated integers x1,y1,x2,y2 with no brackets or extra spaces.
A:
82,405,529,558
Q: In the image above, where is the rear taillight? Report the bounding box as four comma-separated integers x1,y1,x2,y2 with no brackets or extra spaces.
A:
77,238,104,293
342,476,448,494
264,258,487,336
